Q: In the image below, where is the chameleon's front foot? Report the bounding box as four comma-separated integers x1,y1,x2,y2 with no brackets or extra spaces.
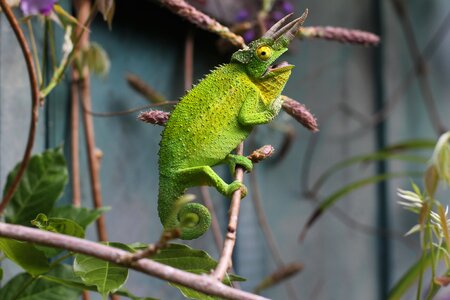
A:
225,154,253,175
228,180,248,198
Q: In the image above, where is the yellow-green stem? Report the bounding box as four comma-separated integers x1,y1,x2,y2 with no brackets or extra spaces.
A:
26,19,42,85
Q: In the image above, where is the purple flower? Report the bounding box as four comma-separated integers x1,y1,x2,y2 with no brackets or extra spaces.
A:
20,0,57,16
243,29,256,43
280,1,294,14
235,8,250,22
271,10,285,22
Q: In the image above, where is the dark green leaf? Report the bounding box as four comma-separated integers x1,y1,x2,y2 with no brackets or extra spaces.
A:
173,284,223,300
32,213,85,238
31,213,85,257
48,205,110,229
0,238,49,275
150,244,245,300
73,242,131,296
0,265,80,300
42,264,157,300
4,147,68,225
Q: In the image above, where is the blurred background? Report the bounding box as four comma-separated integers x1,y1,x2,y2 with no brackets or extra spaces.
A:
1,0,450,299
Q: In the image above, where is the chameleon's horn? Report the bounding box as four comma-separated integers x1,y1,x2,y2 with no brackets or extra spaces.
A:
262,13,294,39
277,9,308,42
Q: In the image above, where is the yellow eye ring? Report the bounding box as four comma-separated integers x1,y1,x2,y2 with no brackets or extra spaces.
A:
256,46,272,61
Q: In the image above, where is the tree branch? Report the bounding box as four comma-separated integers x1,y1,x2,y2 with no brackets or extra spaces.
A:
0,0,40,214
0,222,268,300
75,0,109,242
212,143,245,281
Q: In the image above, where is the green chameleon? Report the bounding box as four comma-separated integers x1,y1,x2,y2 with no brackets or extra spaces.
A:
158,11,308,240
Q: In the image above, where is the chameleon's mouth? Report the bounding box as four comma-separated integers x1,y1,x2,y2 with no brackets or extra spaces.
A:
263,61,294,77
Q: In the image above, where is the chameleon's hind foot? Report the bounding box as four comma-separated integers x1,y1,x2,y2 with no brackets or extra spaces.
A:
228,180,247,198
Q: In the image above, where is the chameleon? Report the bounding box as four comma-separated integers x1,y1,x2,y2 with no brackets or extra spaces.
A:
158,11,308,240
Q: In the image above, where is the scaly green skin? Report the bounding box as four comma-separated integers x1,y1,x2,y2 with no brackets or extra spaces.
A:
158,13,307,240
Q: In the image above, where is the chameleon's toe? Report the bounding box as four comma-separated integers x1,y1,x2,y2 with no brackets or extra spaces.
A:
238,157,253,173
227,181,247,198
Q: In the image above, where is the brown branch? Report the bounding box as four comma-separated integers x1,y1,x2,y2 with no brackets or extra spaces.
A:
184,28,194,91
126,73,167,104
130,229,180,261
0,222,268,300
71,70,81,207
159,0,245,48
75,0,108,242
254,263,303,294
0,0,40,214
212,143,245,281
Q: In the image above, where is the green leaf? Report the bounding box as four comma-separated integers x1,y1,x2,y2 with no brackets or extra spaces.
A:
150,244,245,300
31,213,85,257
48,205,110,229
301,172,423,239
173,284,223,300
4,147,68,226
42,264,157,300
80,42,110,77
0,238,49,275
312,151,428,193
431,132,450,186
32,214,85,238
388,253,433,299
0,265,81,300
73,242,131,296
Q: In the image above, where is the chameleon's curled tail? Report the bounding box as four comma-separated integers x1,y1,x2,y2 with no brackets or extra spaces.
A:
158,178,211,240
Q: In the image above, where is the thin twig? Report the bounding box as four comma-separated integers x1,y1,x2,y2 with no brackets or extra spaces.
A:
0,222,268,300
26,19,42,85
159,0,245,48
212,143,244,281
391,0,446,135
184,28,194,91
254,263,303,294
71,70,81,207
0,0,40,214
83,101,176,118
126,73,167,103
75,0,108,242
130,229,180,261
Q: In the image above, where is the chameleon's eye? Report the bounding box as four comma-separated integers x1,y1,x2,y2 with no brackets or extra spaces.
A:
256,46,272,61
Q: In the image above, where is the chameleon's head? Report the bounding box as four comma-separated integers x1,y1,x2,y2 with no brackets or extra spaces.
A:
231,10,308,81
